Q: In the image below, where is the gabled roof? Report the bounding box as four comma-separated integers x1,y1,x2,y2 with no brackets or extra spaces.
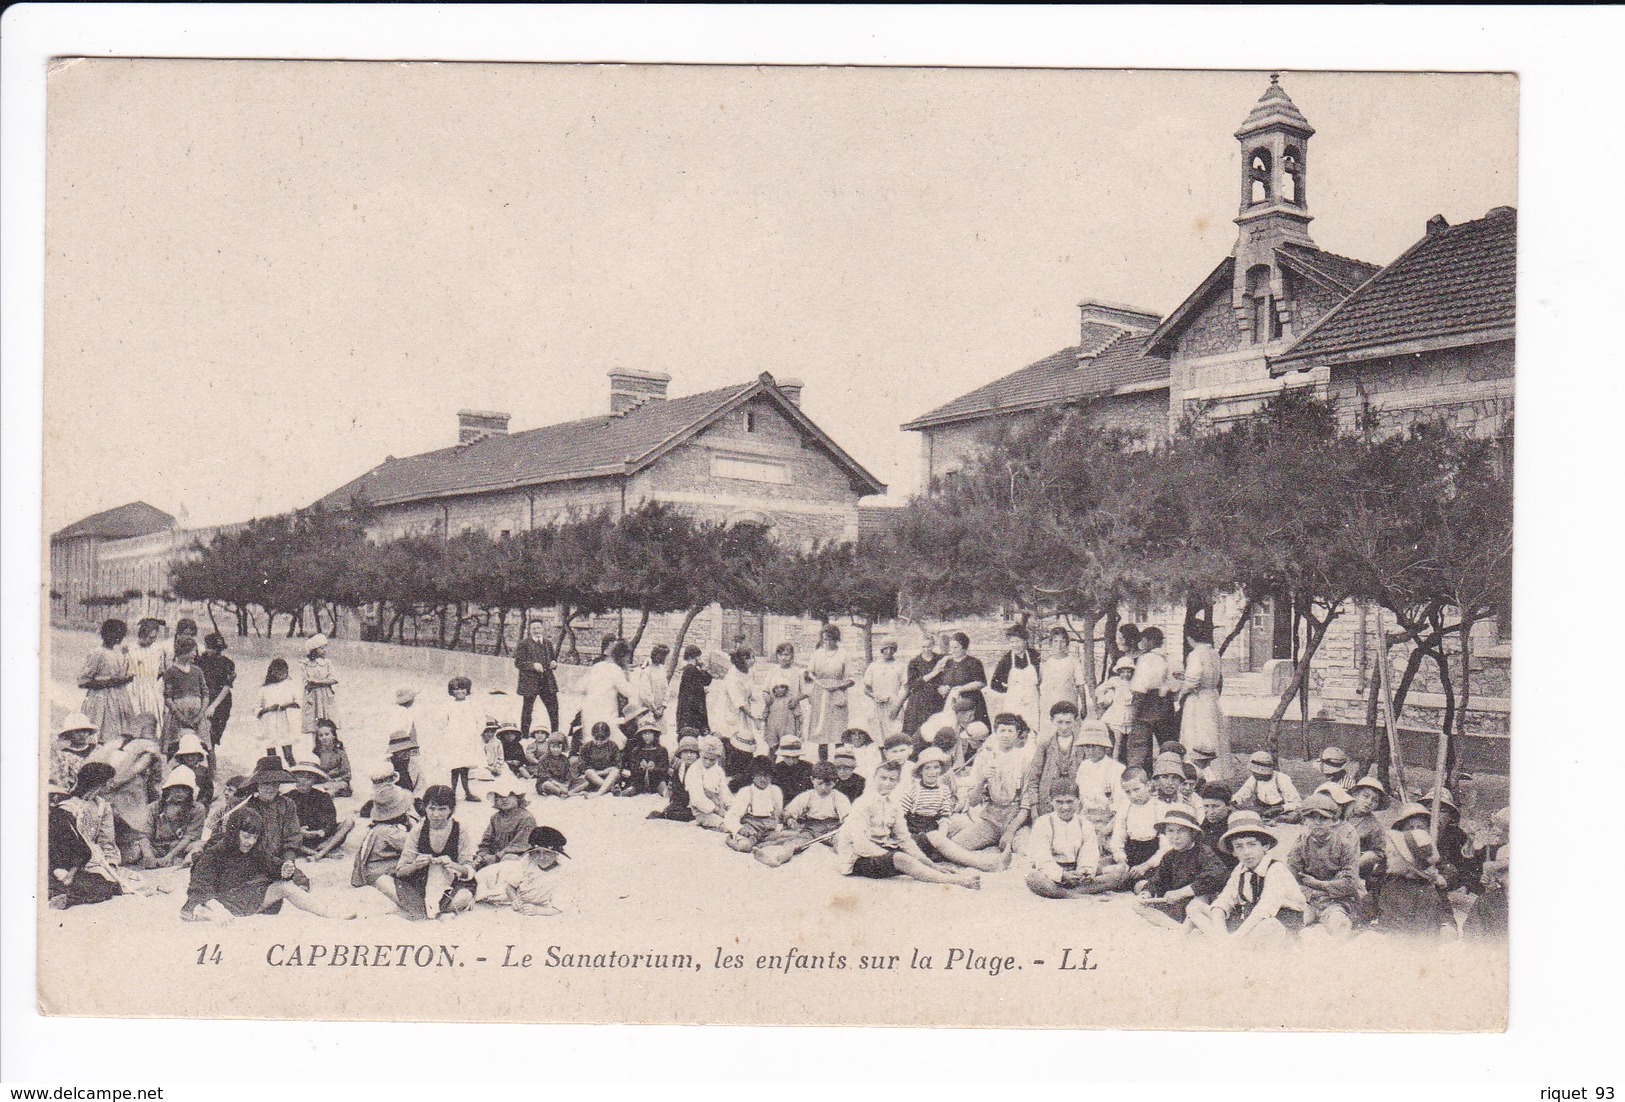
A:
1273,207,1517,369
901,332,1168,432
52,501,174,542
318,373,885,511
1144,244,1381,357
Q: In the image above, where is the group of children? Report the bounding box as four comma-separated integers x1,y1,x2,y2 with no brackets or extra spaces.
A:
51,627,1508,947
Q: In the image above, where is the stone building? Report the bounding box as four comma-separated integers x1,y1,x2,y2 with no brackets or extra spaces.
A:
315,369,886,656
50,501,176,627
900,75,1514,758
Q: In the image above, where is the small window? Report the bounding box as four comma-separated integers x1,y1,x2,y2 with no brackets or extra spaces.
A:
712,455,789,484
743,409,758,433
499,529,512,541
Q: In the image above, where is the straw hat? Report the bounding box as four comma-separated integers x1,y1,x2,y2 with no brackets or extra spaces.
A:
636,717,663,736
776,739,804,757
676,735,701,755
387,729,420,754
1298,793,1342,820
915,747,951,769
1155,806,1204,834
487,779,529,801
1247,750,1276,770
832,748,857,764
305,633,329,652
394,688,418,706
175,730,207,757
1188,745,1218,762
288,761,331,783
368,785,416,823
1422,787,1458,813
1078,720,1113,748
1152,753,1186,779
369,766,399,786
1219,810,1278,852
1319,746,1350,767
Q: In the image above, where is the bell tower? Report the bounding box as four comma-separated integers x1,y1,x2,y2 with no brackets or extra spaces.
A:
1231,74,1315,343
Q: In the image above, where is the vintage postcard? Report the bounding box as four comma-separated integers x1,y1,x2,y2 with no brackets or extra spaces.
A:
39,61,1514,1029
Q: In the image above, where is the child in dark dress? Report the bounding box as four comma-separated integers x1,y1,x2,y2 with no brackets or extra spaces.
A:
831,748,867,802
648,734,701,822
675,646,713,734
621,722,671,796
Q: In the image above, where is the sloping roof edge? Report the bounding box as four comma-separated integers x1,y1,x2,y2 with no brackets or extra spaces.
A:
1270,229,1442,368
1144,257,1235,357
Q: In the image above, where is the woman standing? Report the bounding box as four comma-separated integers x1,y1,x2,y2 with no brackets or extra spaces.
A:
716,648,762,778
78,618,136,744
937,632,990,731
805,625,853,763
575,641,638,750
901,633,943,740
125,618,170,727
1037,626,1082,725
990,624,1042,735
301,634,338,738
1177,621,1228,761
161,637,209,757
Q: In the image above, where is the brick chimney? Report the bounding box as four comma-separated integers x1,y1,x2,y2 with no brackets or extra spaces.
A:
608,369,671,415
457,409,510,444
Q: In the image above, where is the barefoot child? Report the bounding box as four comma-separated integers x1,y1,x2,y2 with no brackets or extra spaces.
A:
256,659,302,769
686,736,734,831
1285,793,1363,940
725,757,785,853
836,760,980,890
578,721,623,797
183,806,356,923
1024,782,1103,899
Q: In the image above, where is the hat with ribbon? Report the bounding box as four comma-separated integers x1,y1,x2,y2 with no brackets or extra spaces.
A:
1219,810,1278,853
776,738,804,757
1155,805,1204,834
1318,746,1350,767
306,633,329,652
289,761,332,783
249,758,293,787
1247,749,1276,770
387,729,420,754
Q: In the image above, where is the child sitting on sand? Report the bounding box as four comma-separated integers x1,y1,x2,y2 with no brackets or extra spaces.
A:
648,733,701,822
534,732,587,798
724,757,785,853
836,760,980,890
475,826,570,916
831,747,866,802
578,721,623,797
473,780,537,870
620,721,670,797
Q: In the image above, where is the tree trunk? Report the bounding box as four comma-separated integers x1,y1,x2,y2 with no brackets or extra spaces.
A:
860,619,874,665
1078,613,1100,718
236,604,248,637
1366,657,1387,786
627,608,651,653
204,600,222,637
494,609,510,656
1451,617,1475,784
1218,592,1260,657
1298,667,1312,760
1267,601,1341,757
665,604,706,678
1428,645,1455,793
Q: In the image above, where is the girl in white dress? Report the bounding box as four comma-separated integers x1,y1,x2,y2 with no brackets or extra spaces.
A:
574,642,638,749
254,658,302,766
1037,626,1083,733
437,677,489,802
126,618,170,726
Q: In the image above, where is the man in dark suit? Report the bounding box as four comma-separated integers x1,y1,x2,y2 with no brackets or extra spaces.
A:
514,620,560,736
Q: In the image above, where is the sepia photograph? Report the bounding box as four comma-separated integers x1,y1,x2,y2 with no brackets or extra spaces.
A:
34,58,1518,1031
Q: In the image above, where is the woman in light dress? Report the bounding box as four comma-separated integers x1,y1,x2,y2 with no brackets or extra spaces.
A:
715,648,762,778
1037,626,1083,732
574,641,638,750
805,624,853,763
125,618,170,728
990,623,1042,735
78,618,136,743
1176,621,1229,761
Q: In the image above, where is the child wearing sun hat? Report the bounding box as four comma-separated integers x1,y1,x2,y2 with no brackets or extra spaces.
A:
1284,793,1363,939
475,826,571,916
1376,802,1459,937
1185,810,1307,945
1229,749,1302,820
474,779,538,870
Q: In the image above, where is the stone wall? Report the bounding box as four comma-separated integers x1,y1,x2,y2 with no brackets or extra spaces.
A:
1328,341,1514,436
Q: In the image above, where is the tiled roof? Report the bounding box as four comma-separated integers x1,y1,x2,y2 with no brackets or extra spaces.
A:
319,376,884,511
902,333,1168,431
53,501,174,542
1278,244,1382,295
1275,207,1517,367
857,503,905,542
1236,75,1314,138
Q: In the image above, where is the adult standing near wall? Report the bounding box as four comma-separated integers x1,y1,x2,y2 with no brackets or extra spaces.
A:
990,624,1042,735
575,641,638,749
1177,621,1229,764
861,636,907,741
805,624,854,764
1037,625,1082,732
514,620,560,737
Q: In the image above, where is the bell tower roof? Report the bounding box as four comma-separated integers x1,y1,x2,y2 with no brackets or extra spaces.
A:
1235,73,1315,140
